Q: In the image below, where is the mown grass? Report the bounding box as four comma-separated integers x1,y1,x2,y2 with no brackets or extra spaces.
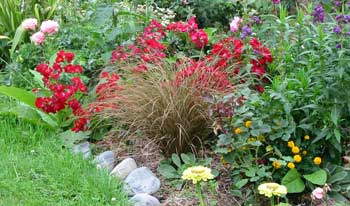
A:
0,115,129,206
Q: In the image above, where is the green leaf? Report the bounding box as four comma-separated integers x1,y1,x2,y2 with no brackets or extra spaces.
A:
328,171,347,183
29,70,44,88
235,179,248,189
58,130,90,148
181,153,196,165
0,35,10,40
158,164,179,179
171,154,181,168
303,169,327,185
0,86,36,108
331,105,340,126
10,25,25,58
281,169,305,193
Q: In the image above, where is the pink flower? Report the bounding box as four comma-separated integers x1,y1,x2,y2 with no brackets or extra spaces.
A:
40,20,59,34
230,17,242,32
22,18,38,31
311,187,324,200
30,32,46,45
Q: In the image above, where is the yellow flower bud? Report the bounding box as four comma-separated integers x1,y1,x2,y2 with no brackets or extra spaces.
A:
313,157,322,165
294,155,302,163
245,120,252,128
302,150,307,156
287,162,295,169
234,127,243,135
288,141,295,148
257,135,266,141
292,146,300,154
304,135,310,140
272,160,282,169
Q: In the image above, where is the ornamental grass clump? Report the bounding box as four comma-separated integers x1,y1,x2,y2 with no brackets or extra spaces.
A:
96,65,212,156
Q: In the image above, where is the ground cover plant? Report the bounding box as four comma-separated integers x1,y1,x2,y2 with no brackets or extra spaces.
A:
0,0,350,205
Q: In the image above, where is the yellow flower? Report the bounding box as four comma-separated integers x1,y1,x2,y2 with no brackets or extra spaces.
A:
234,127,243,135
313,157,322,165
287,162,295,169
258,183,288,198
294,155,302,163
245,121,252,128
182,166,214,184
248,137,256,143
292,146,300,154
288,141,295,148
302,150,307,156
272,160,282,169
304,135,310,140
242,146,247,150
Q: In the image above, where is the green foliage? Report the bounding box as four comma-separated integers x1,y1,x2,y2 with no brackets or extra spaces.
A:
158,153,215,189
281,169,305,193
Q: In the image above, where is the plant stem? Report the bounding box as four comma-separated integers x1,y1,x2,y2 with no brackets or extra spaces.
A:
270,196,275,206
196,183,205,206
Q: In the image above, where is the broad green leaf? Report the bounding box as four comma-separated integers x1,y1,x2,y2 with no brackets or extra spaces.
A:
58,130,90,148
29,70,44,87
303,169,327,185
281,169,305,193
36,110,57,127
181,153,196,165
158,164,179,179
171,154,181,168
235,179,248,189
0,86,36,108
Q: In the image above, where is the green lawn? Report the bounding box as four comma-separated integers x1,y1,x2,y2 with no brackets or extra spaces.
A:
0,115,129,206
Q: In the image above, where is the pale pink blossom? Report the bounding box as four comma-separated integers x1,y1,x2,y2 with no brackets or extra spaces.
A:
40,20,59,34
230,17,242,32
30,32,46,45
22,18,38,31
311,187,324,200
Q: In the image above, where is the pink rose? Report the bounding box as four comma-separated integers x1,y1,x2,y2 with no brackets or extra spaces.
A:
30,32,46,45
40,20,59,34
22,18,38,31
311,187,324,200
230,17,242,32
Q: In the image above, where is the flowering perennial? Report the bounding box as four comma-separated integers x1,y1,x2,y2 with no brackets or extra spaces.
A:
34,50,89,132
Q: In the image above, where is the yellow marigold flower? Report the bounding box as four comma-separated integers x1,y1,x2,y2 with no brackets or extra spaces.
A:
257,135,266,141
182,166,214,184
234,127,243,135
292,146,300,154
313,157,322,165
304,135,310,140
288,141,295,148
245,120,252,128
287,162,295,169
302,150,307,156
258,183,288,198
294,155,302,163
272,160,282,169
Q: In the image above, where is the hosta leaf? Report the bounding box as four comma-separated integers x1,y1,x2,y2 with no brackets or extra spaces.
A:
303,169,327,185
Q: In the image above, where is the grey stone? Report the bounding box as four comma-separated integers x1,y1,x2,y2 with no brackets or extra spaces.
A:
110,158,137,180
94,150,116,171
125,167,160,195
130,193,160,206
72,141,91,159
